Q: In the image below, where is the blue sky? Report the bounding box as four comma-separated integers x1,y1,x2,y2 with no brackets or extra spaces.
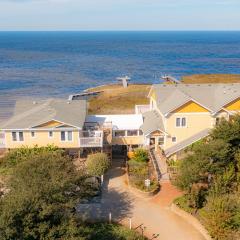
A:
0,0,240,31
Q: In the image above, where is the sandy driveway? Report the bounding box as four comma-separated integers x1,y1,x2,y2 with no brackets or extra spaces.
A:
77,158,206,240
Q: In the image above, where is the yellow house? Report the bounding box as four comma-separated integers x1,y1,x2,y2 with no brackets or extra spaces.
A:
0,99,103,154
141,83,240,159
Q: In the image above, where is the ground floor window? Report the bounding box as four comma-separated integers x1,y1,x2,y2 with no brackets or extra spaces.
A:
61,131,73,141
127,130,138,136
114,130,126,137
158,137,165,146
12,132,24,142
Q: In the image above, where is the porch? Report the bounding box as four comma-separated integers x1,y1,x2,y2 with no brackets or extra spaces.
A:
79,130,103,148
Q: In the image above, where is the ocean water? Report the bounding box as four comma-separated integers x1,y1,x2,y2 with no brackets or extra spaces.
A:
0,31,240,120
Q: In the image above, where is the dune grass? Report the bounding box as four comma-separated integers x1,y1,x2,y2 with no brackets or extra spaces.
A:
88,84,151,114
182,74,240,84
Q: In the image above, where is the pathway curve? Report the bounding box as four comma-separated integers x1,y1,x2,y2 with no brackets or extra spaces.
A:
77,157,206,240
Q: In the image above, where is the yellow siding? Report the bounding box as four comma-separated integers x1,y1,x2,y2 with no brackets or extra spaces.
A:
4,130,80,149
35,120,63,128
112,136,144,145
151,91,157,101
164,113,214,150
173,101,209,113
225,98,240,111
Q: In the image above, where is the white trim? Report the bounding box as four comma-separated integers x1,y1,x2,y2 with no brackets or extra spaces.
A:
48,131,54,138
31,118,80,129
165,98,212,117
60,131,73,142
11,131,24,142
175,117,187,128
30,131,36,138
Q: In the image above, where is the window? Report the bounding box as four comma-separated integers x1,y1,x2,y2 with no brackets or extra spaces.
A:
49,131,53,138
31,131,35,138
172,137,177,143
176,117,187,127
12,132,17,141
158,137,164,146
127,130,138,136
12,132,24,142
61,131,72,142
139,130,143,136
182,118,186,127
114,130,126,137
176,118,181,127
19,132,24,141
67,131,72,141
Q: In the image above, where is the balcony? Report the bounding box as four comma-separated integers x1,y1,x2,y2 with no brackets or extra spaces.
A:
79,131,103,148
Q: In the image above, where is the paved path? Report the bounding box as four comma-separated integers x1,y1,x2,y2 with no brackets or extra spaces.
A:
77,157,206,240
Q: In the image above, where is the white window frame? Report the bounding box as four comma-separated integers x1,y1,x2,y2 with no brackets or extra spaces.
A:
12,131,24,142
31,131,36,138
48,131,53,138
176,117,187,128
127,130,138,137
60,131,73,142
114,130,126,138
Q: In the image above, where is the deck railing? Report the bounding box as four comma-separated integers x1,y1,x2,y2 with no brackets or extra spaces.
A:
79,131,103,148
135,105,150,114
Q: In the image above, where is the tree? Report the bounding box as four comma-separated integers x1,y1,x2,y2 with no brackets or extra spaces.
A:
0,150,92,240
86,153,111,176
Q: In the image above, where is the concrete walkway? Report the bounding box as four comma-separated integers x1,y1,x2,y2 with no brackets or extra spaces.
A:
77,157,206,240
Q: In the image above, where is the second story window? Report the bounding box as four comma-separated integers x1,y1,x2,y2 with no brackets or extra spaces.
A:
176,117,187,127
61,131,72,142
31,131,35,138
12,132,24,142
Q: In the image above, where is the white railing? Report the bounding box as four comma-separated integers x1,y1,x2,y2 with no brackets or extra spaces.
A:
135,105,151,114
0,132,5,149
79,130,103,147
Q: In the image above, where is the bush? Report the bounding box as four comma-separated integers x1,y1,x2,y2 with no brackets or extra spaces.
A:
199,193,240,240
86,153,111,176
132,148,148,163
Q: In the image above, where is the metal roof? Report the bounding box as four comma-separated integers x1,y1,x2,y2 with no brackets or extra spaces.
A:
152,83,240,115
1,99,87,129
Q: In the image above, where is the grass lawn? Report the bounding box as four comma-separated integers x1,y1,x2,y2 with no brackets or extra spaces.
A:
88,84,151,114
182,74,240,84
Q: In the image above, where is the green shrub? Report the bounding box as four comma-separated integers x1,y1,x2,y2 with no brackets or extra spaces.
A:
199,193,240,240
133,148,148,163
86,153,111,176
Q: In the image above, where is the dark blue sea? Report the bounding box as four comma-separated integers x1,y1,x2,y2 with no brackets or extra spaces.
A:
0,31,240,120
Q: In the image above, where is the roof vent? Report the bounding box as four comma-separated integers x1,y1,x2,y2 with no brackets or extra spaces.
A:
67,101,71,104
33,101,37,105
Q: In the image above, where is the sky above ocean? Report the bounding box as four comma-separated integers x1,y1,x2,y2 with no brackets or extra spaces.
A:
0,31,240,120
0,0,240,31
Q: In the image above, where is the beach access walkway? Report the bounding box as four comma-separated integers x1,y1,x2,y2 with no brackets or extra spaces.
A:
77,157,207,240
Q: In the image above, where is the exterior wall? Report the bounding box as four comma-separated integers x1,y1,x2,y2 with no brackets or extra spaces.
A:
164,113,214,150
173,101,209,113
225,98,240,111
4,130,80,149
112,136,144,145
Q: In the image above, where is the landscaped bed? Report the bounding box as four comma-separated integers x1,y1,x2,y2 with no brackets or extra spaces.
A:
127,148,159,193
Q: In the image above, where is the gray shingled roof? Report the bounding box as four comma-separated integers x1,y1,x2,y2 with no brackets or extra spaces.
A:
152,84,240,115
1,99,87,129
164,128,210,157
140,110,166,135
